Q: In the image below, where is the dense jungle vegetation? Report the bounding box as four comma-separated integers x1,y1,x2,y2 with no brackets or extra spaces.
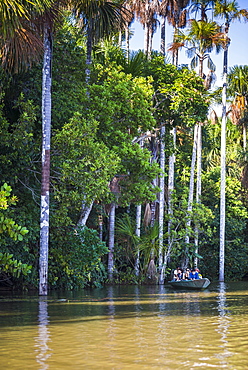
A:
1,0,248,291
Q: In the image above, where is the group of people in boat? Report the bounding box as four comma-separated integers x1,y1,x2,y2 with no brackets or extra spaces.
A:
173,267,202,281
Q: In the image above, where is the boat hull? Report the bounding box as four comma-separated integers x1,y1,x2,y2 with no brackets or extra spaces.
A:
168,278,211,290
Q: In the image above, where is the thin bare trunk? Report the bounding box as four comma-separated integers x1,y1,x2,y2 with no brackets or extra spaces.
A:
78,200,94,227
183,124,198,270
164,127,176,269
194,55,203,267
144,22,149,56
39,24,52,296
219,46,228,282
160,16,165,55
135,204,142,276
194,123,202,267
148,25,153,58
118,30,122,47
243,125,247,160
159,125,165,284
85,21,92,86
125,26,130,60
108,203,116,281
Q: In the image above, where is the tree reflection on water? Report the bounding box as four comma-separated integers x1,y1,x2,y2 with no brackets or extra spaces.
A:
216,282,232,366
35,298,52,370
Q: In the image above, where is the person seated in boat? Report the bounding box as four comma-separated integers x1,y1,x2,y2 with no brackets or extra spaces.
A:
176,268,183,281
189,268,200,280
173,267,178,280
195,267,202,279
173,267,181,280
183,268,190,280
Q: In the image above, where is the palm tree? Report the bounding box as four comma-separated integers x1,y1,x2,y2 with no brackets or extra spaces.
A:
0,0,49,72
125,0,160,57
72,0,129,83
169,19,222,269
190,0,216,21
0,0,55,296
158,125,165,283
228,65,248,152
214,0,248,282
161,0,189,63
39,1,66,296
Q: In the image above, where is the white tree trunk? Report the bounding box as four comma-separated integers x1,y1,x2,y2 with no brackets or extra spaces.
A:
183,125,198,269
243,124,247,160
159,125,165,284
135,204,142,276
194,123,202,266
144,22,149,56
39,25,52,296
160,16,165,56
125,26,130,60
118,30,122,47
108,203,116,281
78,200,94,227
219,46,228,282
164,127,176,269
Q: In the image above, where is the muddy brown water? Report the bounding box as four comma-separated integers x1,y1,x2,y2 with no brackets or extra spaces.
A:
1,281,248,369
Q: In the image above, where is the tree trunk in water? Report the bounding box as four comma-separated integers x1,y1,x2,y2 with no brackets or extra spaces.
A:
219,45,228,282
160,16,165,56
183,124,198,270
159,125,165,284
108,203,116,282
194,123,202,267
164,127,176,269
135,204,142,276
194,56,204,267
39,25,52,296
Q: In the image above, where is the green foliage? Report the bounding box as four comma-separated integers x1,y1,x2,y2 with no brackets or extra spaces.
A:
49,226,109,289
160,68,209,127
0,183,29,241
200,169,248,280
0,252,31,278
52,113,120,213
164,189,214,262
0,183,31,283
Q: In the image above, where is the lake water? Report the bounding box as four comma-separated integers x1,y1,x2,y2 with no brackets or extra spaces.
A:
1,281,248,369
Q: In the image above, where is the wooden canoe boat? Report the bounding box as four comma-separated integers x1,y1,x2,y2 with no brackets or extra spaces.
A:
168,278,211,290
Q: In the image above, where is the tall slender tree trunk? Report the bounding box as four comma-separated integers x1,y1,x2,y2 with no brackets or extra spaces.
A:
108,203,116,281
148,24,153,58
135,204,142,276
144,22,149,56
194,123,202,267
160,16,165,56
39,24,52,296
159,125,165,284
85,21,93,86
165,127,176,269
78,200,94,227
118,30,122,47
183,124,198,270
125,26,130,60
194,57,204,267
219,45,228,282
243,124,247,159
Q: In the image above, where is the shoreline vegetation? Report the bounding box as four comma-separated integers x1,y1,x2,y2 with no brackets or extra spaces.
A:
1,1,248,292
